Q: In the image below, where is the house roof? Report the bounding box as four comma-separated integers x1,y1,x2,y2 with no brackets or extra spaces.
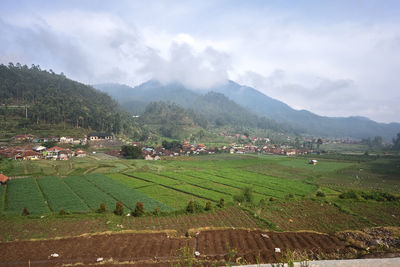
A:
23,151,41,157
33,145,46,151
47,146,63,152
0,174,8,183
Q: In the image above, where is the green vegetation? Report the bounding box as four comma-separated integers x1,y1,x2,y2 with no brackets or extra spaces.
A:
0,153,399,236
37,176,90,213
133,202,145,217
0,63,141,137
63,176,117,210
121,145,142,159
6,178,50,214
114,200,124,216
84,174,170,211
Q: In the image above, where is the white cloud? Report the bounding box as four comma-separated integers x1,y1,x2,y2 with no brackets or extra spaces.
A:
0,1,399,122
138,42,230,89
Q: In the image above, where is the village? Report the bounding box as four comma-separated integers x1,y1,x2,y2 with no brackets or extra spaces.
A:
0,132,328,162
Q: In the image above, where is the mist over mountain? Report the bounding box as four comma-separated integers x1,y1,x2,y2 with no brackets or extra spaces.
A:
95,80,400,141
95,81,292,135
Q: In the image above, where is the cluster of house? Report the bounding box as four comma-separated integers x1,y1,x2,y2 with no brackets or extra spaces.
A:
11,134,88,145
137,140,315,160
11,133,114,145
0,145,86,160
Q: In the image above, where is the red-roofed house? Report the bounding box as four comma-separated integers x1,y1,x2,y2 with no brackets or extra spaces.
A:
0,174,8,185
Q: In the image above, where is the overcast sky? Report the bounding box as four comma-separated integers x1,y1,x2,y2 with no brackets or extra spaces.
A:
1,0,399,123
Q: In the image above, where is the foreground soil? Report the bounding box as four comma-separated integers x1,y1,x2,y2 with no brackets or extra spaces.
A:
0,229,349,266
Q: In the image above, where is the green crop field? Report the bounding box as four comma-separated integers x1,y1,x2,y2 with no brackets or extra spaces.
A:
1,153,399,239
138,184,207,210
84,174,171,212
37,176,90,213
5,178,50,214
107,173,153,188
127,172,181,186
278,158,353,172
63,176,118,211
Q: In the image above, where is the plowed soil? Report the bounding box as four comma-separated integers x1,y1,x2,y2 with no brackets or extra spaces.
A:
0,229,348,266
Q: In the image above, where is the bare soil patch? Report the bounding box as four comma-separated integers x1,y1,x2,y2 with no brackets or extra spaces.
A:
0,229,349,266
258,200,371,233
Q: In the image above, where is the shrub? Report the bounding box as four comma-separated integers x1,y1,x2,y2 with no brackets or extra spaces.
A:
121,145,142,159
153,207,160,216
218,198,225,208
205,201,212,211
361,191,397,202
339,190,359,200
233,194,245,203
316,191,326,197
133,202,145,217
114,200,124,216
22,207,30,216
186,200,194,213
243,187,254,202
234,187,254,203
193,201,203,212
59,209,67,215
97,202,106,213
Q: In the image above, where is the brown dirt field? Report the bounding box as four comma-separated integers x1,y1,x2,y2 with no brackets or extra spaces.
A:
0,229,348,266
258,200,371,233
0,207,259,242
196,229,347,264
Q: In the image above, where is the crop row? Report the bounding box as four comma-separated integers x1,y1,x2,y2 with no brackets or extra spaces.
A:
127,172,180,186
38,176,90,213
182,170,283,198
107,173,153,188
6,178,50,214
161,172,241,195
108,173,208,210
84,174,171,212
64,176,117,210
205,168,316,196
161,171,265,202
138,184,207,210
130,172,235,202
0,186,5,212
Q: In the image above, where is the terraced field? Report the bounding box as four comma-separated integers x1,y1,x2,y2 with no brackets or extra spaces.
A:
6,178,50,214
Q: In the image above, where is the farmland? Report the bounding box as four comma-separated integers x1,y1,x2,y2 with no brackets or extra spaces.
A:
0,153,399,242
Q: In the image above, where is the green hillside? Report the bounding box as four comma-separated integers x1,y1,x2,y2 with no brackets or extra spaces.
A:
95,81,294,137
0,63,139,137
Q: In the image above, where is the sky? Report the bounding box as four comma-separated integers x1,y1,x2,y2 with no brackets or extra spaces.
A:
1,0,399,123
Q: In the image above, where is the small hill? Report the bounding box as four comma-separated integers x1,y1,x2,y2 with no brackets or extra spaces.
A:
138,102,207,139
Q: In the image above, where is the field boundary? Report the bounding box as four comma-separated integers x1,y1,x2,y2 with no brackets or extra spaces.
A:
33,178,51,213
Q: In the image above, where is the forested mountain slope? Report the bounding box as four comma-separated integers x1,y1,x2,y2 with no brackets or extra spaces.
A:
96,80,400,141
0,63,138,136
211,81,400,141
95,81,293,135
